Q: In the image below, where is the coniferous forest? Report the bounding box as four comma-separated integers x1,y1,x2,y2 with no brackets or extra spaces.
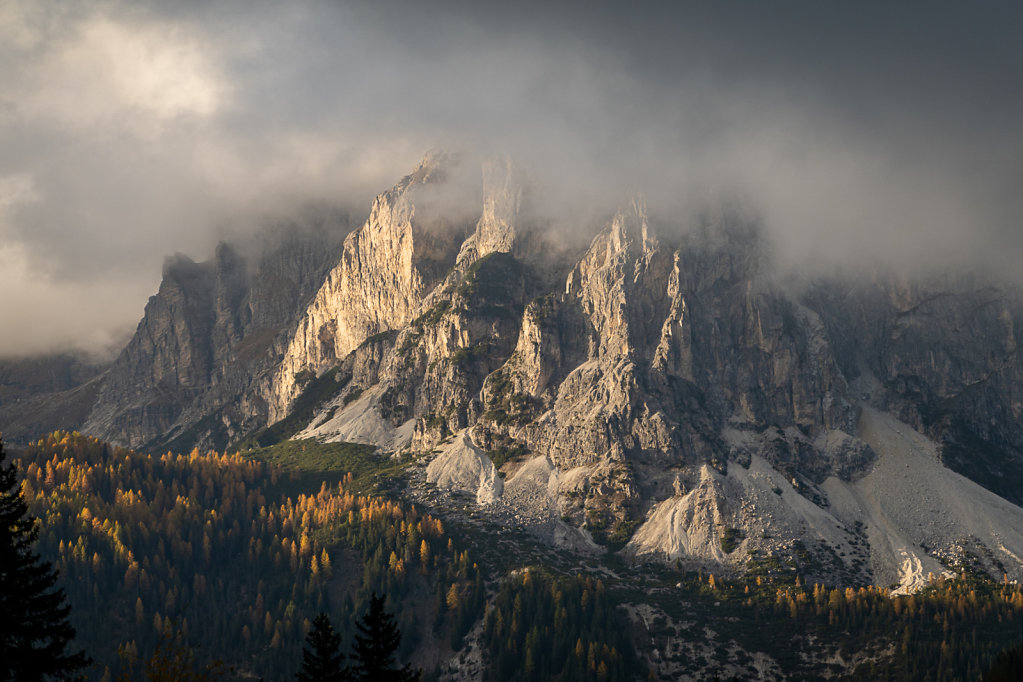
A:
13,432,484,680
8,430,1023,680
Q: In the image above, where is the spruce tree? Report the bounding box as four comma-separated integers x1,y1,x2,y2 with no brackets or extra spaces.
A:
296,613,346,682
0,437,88,680
349,593,419,682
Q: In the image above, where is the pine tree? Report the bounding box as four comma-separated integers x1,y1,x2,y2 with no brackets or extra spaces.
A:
349,593,419,682
296,613,346,682
0,437,89,679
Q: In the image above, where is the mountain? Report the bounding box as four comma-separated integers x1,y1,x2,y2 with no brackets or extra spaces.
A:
0,353,107,443
13,153,1023,588
80,213,353,452
8,152,1023,678
224,154,1023,593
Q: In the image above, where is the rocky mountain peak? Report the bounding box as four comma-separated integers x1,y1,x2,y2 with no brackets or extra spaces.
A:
269,153,469,420
455,155,522,268
80,213,349,449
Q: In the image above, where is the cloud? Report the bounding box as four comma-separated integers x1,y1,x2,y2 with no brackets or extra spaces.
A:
0,242,141,357
1,0,1022,356
19,16,225,133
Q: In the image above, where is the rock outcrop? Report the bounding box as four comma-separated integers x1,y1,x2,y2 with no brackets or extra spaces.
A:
269,153,468,421
805,274,1023,505
82,217,348,449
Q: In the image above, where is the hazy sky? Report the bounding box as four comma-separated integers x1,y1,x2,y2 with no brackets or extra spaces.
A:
2,0,1022,356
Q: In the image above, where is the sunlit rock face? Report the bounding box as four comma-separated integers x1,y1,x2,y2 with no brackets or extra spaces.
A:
269,152,467,422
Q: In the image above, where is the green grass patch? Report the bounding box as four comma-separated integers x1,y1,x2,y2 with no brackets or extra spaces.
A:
605,518,641,552
241,439,405,498
416,298,451,327
721,527,745,553
486,443,528,469
342,386,364,406
358,329,399,348
451,341,490,368
481,369,542,426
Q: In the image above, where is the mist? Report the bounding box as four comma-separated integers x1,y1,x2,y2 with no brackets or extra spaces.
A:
2,0,1021,356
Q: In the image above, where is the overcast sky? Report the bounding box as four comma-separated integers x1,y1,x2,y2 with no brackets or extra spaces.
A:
2,0,1022,357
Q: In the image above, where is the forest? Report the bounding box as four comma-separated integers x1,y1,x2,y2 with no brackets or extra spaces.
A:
10,430,1023,680
14,432,484,679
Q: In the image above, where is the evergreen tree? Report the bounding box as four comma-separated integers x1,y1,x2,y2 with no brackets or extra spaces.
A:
0,437,89,679
349,593,420,682
142,623,226,681
297,613,346,682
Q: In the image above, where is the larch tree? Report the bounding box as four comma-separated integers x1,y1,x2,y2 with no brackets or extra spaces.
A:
0,437,89,679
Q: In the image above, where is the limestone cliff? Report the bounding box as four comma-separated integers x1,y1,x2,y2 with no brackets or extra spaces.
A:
269,153,467,421
454,156,522,267
806,273,1023,505
463,200,868,541
280,155,554,452
82,217,348,449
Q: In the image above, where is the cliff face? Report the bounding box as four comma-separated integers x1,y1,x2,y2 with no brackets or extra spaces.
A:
269,153,468,421
808,275,1023,505
463,200,869,537
82,218,348,450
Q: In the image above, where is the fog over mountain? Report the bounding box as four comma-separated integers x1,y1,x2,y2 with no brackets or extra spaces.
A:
2,0,1022,356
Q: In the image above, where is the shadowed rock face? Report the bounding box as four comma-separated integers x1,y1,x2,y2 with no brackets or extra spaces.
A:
81,218,349,450
807,275,1023,506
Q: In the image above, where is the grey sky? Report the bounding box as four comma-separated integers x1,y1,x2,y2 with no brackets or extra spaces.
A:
1,0,1021,356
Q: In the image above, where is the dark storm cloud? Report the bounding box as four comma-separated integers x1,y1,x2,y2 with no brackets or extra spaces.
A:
2,0,1022,355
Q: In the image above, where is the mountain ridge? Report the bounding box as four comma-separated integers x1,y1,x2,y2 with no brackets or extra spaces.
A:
5,153,1023,594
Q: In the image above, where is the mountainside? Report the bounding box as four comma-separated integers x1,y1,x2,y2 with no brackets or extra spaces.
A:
81,215,351,452
8,153,1023,679
0,353,108,444
9,153,1023,596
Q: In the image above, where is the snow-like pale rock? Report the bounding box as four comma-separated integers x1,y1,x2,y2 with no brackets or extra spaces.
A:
489,454,600,553
270,155,449,421
297,384,414,451
822,406,1023,592
625,465,727,562
627,407,1023,591
503,452,561,501
728,454,854,555
426,431,502,505
625,457,856,565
